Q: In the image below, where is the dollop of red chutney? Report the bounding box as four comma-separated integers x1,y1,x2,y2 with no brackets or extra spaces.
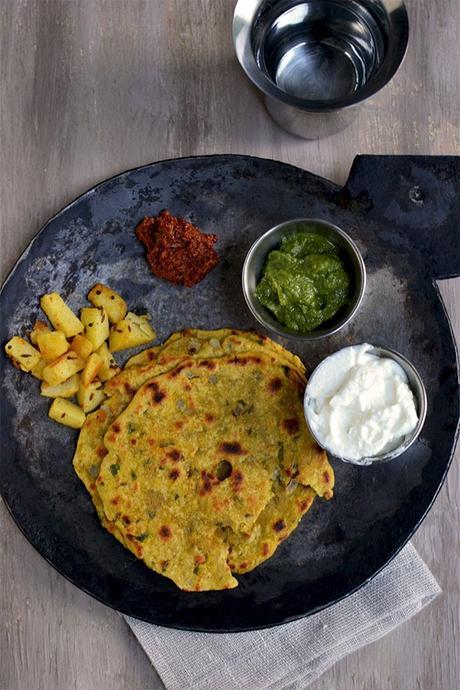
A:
135,210,219,287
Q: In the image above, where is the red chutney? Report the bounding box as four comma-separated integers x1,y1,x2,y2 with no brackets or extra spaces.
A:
135,210,219,287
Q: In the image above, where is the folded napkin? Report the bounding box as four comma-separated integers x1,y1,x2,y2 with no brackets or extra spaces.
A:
125,542,440,690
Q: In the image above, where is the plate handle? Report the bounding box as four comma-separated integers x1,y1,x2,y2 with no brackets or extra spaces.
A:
342,155,460,281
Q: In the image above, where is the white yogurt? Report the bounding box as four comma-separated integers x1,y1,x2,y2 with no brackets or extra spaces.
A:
304,344,419,464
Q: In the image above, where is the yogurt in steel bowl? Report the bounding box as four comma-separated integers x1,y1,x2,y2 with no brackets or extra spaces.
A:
304,344,425,465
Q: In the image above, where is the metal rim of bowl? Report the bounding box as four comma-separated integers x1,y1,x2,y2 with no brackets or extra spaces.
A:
232,0,410,113
242,217,366,341
303,343,428,465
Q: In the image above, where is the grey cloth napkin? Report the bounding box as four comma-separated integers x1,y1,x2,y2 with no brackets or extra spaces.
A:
125,542,440,690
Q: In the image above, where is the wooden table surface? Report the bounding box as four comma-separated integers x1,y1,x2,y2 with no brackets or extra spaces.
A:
1,1,459,689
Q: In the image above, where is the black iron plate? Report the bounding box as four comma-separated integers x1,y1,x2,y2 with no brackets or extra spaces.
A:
1,154,459,632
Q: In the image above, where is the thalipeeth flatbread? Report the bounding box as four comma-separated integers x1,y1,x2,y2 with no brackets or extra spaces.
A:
72,329,334,591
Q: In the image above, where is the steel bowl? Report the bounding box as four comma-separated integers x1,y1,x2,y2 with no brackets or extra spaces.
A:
303,344,428,465
233,0,409,139
242,217,366,340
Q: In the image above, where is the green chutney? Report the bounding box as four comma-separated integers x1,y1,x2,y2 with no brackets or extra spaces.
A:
255,232,351,332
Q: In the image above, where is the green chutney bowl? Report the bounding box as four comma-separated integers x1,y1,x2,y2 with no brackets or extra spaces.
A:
241,218,366,341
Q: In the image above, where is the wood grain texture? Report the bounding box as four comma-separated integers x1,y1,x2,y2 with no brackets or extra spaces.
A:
0,1,459,688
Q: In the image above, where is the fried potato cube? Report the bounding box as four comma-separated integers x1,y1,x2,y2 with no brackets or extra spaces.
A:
80,307,109,350
4,336,42,372
36,330,69,362
31,358,47,380
81,352,103,386
41,373,80,399
109,312,156,353
42,351,85,386
70,334,93,360
87,283,128,324
96,342,120,381
40,293,84,338
48,397,86,429
77,379,105,413
29,320,50,345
